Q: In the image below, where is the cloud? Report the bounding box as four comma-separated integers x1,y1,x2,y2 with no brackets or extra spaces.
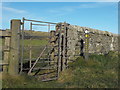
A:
49,7,74,13
48,2,117,14
48,6,77,16
78,2,116,8
2,6,27,14
78,3,99,8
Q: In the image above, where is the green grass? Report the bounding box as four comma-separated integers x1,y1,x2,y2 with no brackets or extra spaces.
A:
20,39,49,59
22,39,48,46
2,51,119,88
24,30,49,37
65,52,118,88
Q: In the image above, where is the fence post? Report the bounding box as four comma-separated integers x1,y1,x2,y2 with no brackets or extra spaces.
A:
8,19,21,75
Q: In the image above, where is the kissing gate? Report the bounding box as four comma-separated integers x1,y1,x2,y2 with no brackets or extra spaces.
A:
2,18,118,82
4,18,69,81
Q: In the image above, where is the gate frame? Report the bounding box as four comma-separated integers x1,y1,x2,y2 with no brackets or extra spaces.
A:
20,17,57,74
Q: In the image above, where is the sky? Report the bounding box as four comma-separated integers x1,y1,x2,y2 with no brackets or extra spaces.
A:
1,2,118,34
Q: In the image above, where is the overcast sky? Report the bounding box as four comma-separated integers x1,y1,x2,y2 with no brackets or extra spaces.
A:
1,2,118,34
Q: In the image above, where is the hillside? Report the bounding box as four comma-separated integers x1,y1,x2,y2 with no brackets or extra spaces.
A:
2,51,119,88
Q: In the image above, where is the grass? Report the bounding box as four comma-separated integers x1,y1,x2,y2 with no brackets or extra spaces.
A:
2,51,119,88
22,39,48,46
20,30,49,58
65,52,118,88
21,39,49,59
24,30,49,37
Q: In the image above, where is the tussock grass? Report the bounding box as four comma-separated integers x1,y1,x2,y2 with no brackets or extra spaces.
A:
61,51,119,88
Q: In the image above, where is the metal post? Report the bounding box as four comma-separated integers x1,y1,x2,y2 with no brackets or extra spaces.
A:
48,23,50,68
20,17,24,73
65,23,68,68
57,24,62,77
48,24,50,35
62,22,66,71
29,22,32,68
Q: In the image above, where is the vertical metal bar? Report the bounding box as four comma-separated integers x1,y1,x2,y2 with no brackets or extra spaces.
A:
48,23,50,69
28,46,47,74
20,17,24,73
48,24,50,44
57,24,62,77
29,22,32,68
62,22,66,71
65,23,68,68
48,24,50,54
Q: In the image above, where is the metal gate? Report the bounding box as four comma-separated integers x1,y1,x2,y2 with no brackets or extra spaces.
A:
20,18,59,81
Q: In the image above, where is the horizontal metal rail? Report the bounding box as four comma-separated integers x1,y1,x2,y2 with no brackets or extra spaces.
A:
36,61,57,63
24,18,57,24
37,70,56,76
24,45,51,48
32,23,55,26
23,58,49,60
22,36,49,37
23,66,57,71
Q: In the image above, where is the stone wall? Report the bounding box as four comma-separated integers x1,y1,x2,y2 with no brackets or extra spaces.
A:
67,24,119,60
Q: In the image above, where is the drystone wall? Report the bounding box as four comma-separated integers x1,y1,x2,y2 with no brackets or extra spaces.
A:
67,24,119,60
